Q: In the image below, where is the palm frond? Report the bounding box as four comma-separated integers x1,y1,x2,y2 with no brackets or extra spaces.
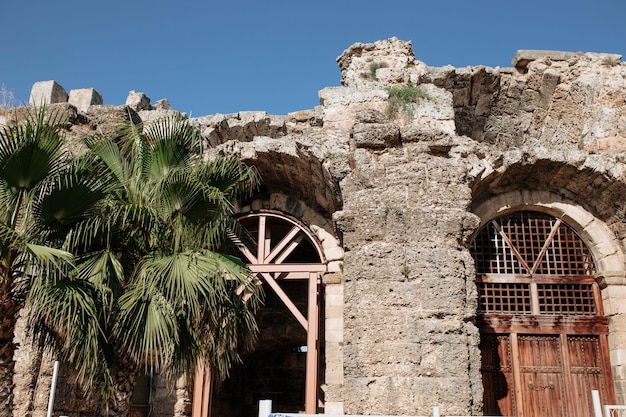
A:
114,283,179,372
27,275,112,390
84,137,130,197
31,164,110,241
116,249,259,376
77,249,125,308
25,243,73,265
0,106,68,186
195,157,260,200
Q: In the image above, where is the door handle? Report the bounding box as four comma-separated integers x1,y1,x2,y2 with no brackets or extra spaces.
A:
528,381,555,390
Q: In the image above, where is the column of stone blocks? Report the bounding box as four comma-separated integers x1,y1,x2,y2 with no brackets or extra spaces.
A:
604,277,626,404
323,281,344,415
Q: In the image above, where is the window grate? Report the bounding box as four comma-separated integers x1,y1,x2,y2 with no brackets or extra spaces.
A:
472,212,595,276
478,282,531,314
537,283,596,315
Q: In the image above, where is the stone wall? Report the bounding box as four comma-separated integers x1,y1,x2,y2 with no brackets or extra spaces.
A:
5,37,626,416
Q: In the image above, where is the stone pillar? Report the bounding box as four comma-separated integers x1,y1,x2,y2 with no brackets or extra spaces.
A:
29,80,68,106
323,279,344,415
602,273,626,403
336,144,479,416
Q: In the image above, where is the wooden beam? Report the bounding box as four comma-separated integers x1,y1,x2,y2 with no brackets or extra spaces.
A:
305,272,320,414
260,272,308,329
510,333,524,417
192,362,204,417
264,225,300,263
201,367,212,417
257,215,267,261
249,264,326,273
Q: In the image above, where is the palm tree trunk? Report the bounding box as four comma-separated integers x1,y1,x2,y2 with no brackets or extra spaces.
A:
100,359,137,417
0,297,20,417
11,309,44,417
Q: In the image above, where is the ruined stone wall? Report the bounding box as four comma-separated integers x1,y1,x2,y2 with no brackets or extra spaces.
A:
5,37,626,416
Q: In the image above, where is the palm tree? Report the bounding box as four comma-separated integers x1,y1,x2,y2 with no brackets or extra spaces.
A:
0,106,93,416
29,114,262,414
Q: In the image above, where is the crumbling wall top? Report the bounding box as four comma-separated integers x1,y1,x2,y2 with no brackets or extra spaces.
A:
512,49,622,68
336,37,421,87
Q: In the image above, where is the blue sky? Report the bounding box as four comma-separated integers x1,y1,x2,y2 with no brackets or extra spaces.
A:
2,0,625,117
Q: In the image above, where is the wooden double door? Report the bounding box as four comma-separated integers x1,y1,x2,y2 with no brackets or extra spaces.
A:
481,331,613,417
472,211,615,417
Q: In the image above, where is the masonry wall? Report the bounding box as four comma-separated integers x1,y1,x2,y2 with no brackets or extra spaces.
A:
6,37,626,416
335,147,481,415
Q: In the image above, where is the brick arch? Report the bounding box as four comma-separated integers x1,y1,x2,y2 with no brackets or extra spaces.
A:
470,158,626,243
236,146,343,218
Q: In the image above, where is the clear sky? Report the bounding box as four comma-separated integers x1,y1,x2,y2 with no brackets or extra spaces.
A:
2,0,625,117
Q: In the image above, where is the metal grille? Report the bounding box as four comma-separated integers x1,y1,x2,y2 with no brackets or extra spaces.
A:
472,212,595,276
534,222,594,275
538,283,597,315
472,211,599,317
478,282,531,314
472,224,526,275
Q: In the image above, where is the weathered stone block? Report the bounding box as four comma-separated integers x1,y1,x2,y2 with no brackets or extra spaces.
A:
154,98,171,110
512,50,576,68
351,122,400,149
126,90,151,110
29,80,68,105
68,88,103,112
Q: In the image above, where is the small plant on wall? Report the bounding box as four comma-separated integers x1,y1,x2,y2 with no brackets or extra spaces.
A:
0,84,15,112
360,61,388,81
384,83,430,120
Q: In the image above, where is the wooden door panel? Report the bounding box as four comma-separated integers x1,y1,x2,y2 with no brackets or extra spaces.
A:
568,335,610,417
569,371,603,417
481,334,516,416
518,335,562,367
519,371,564,417
518,335,565,417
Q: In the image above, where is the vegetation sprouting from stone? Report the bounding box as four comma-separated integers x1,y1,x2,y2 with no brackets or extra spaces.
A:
360,61,388,80
327,151,353,161
0,84,15,112
384,83,429,120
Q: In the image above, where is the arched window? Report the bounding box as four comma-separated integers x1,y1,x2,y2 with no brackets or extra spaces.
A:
471,211,614,417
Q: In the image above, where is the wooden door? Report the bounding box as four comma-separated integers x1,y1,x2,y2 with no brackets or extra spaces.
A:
473,211,615,417
481,333,612,417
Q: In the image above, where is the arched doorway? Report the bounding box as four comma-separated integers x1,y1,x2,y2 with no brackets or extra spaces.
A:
471,211,615,417
193,211,327,417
